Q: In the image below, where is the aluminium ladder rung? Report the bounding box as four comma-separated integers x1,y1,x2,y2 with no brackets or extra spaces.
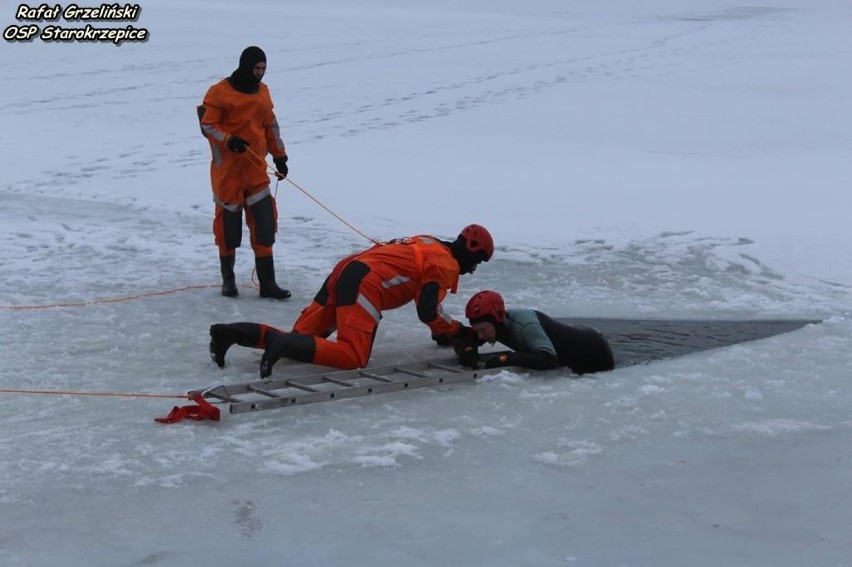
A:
284,380,320,393
357,371,396,383
394,367,428,378
322,376,356,387
428,362,463,373
247,384,282,398
203,389,242,404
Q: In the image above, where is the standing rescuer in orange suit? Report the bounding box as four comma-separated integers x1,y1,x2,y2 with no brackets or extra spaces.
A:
207,224,494,376
199,46,291,299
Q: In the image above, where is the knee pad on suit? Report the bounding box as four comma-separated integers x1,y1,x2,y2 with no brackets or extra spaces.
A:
335,261,370,306
249,195,276,247
215,207,243,250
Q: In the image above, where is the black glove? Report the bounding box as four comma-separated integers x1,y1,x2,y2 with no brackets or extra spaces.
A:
455,324,478,343
484,353,513,369
455,341,480,369
433,323,478,348
273,156,289,178
453,332,480,354
226,135,249,153
432,333,454,347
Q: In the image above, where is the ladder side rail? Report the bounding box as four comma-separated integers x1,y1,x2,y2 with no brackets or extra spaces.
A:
230,369,478,414
191,355,479,399
190,354,523,409
228,365,524,414
189,367,385,399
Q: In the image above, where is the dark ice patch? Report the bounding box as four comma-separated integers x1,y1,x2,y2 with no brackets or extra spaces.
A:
555,318,819,368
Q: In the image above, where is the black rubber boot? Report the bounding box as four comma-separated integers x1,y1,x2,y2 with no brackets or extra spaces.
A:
255,256,291,300
260,333,316,377
209,323,261,368
220,255,238,297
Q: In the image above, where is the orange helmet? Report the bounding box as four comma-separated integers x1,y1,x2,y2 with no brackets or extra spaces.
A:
460,224,494,261
465,290,506,324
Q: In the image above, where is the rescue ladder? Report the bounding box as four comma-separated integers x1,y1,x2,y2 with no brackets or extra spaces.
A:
190,353,516,415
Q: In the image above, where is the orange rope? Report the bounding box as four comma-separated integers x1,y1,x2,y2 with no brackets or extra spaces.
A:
244,146,278,176
285,176,381,245
0,388,189,399
3,150,377,312
0,283,223,311
245,147,381,245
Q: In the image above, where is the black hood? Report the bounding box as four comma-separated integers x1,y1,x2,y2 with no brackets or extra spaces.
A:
227,46,266,94
449,235,489,275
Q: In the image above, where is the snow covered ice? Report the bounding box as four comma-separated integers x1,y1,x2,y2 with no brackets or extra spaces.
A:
1,1,851,565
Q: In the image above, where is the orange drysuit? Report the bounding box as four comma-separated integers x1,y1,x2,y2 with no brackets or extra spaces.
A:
291,235,464,369
201,80,287,256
